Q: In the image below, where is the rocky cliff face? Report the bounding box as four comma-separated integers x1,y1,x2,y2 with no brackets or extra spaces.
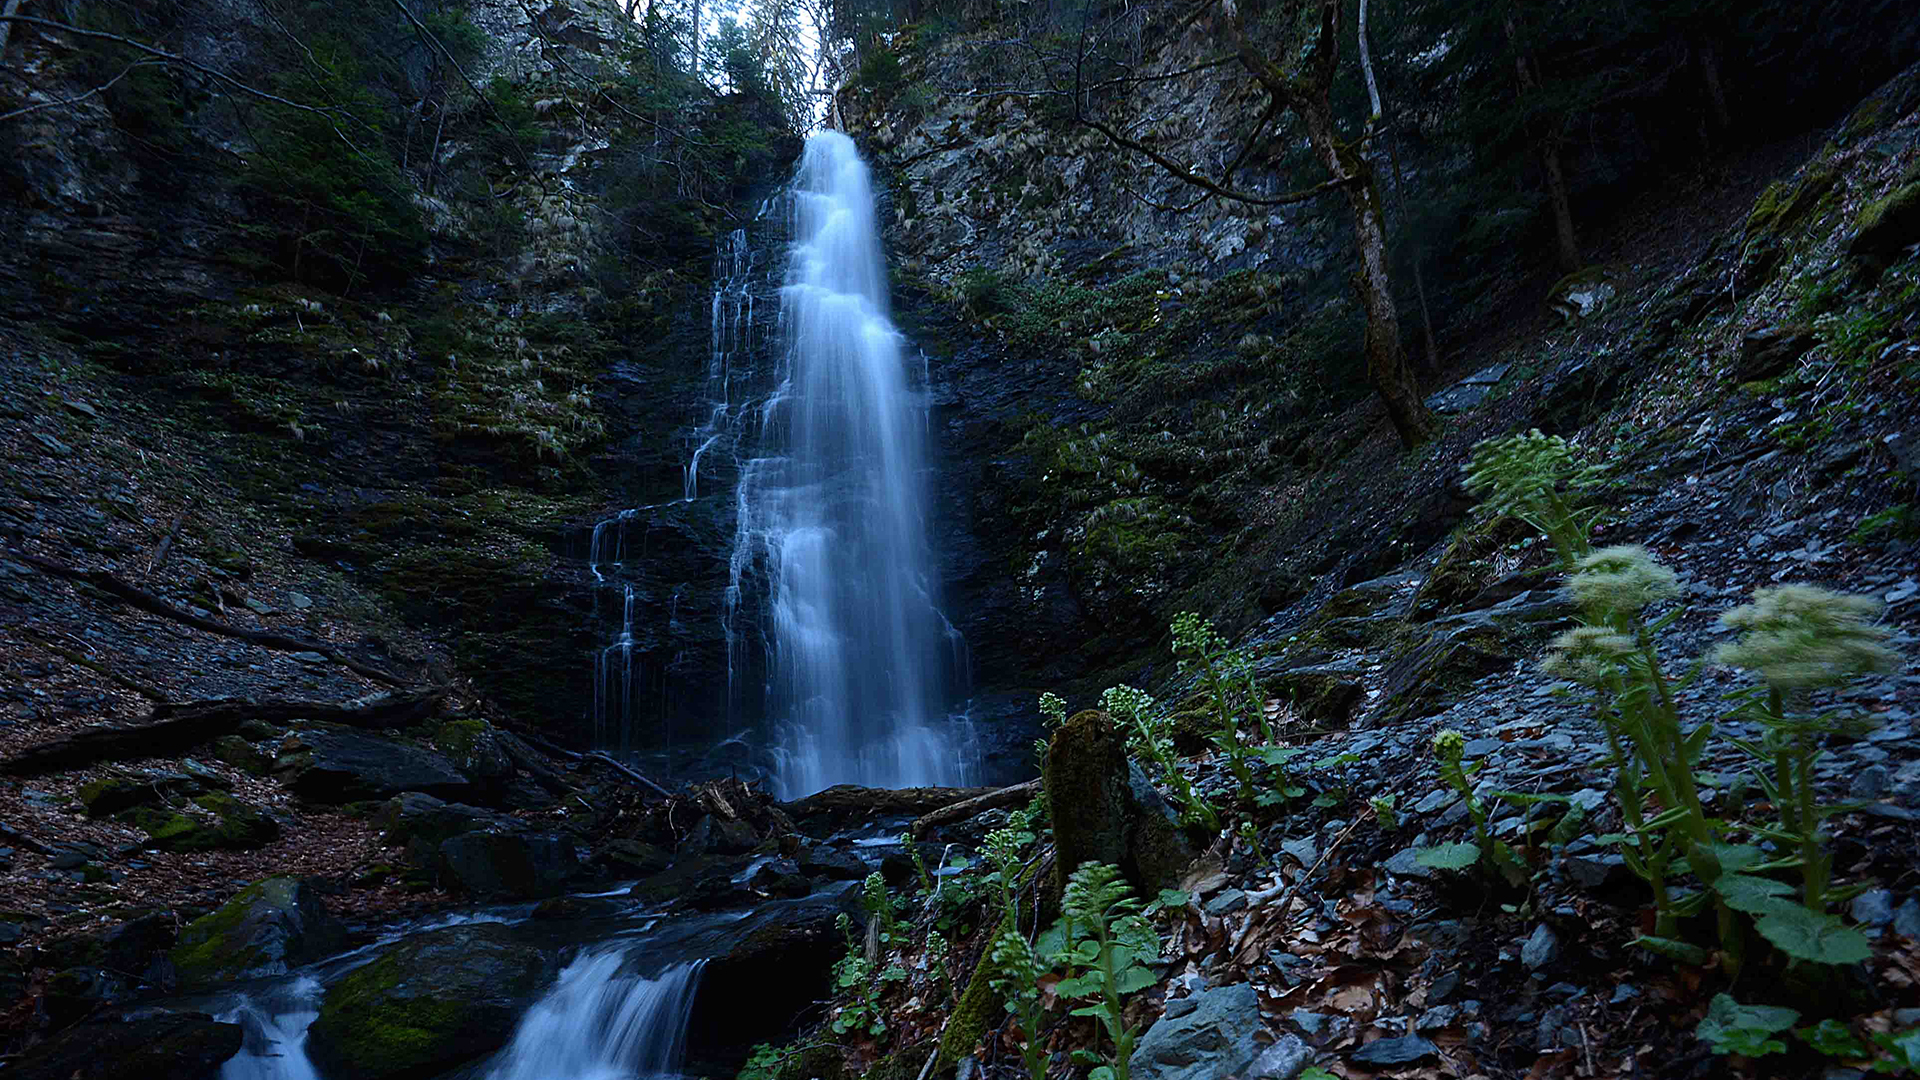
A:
1,0,796,746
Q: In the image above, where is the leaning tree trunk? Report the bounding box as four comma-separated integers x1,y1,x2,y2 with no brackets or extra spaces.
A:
1299,99,1436,448
1540,137,1581,273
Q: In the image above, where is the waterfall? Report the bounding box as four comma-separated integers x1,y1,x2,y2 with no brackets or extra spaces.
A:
218,976,322,1080
733,131,976,797
486,952,705,1080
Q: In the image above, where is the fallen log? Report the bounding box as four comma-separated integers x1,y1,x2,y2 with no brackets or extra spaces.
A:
909,778,1042,838
782,783,1002,826
1,688,444,775
9,550,410,687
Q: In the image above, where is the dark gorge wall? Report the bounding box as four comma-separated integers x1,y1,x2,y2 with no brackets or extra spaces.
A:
0,0,799,752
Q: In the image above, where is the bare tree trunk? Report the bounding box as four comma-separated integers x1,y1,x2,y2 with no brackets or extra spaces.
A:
1698,37,1732,131
1506,14,1580,273
0,0,27,59
1540,136,1580,272
1299,98,1436,449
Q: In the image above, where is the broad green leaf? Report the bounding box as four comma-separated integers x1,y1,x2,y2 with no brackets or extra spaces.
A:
1795,1019,1868,1057
1071,1003,1115,1021
1155,889,1190,910
1260,746,1305,766
1414,841,1482,870
1055,974,1101,998
1697,993,1798,1056
1089,1067,1116,1080
1633,935,1709,965
1115,965,1158,994
1754,907,1873,965
1871,1028,1920,1070
1704,844,1768,875
1713,874,1802,917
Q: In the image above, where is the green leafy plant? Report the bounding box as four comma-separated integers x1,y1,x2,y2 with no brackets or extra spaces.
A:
829,912,886,1038
1717,586,1898,913
1540,546,1727,951
1040,691,1069,727
1106,684,1218,830
1370,795,1399,830
901,832,935,896
1038,863,1160,1080
1462,430,1605,566
1412,730,1527,887
989,928,1052,1080
1171,612,1267,805
863,871,904,944
1696,993,1800,1057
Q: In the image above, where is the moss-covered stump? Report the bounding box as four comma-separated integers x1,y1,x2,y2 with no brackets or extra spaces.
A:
1045,710,1197,896
306,923,558,1080
934,952,1006,1072
170,877,347,987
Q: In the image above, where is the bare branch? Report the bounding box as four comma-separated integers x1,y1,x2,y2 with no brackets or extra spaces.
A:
0,56,154,123
0,14,347,118
383,0,548,189
1075,109,1358,207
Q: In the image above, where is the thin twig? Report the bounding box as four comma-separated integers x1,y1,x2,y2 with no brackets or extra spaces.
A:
0,57,153,123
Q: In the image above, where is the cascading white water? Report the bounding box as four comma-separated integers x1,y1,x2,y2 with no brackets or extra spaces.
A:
733,131,976,797
486,952,705,1080
218,976,323,1080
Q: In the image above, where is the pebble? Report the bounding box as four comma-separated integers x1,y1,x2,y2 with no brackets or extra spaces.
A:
1288,1010,1335,1036
1893,898,1920,940
1852,889,1896,928
1850,765,1893,800
1351,1034,1438,1066
1248,1035,1313,1080
1522,924,1560,970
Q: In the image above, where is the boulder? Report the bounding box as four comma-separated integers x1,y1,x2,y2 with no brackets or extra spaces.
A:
376,791,511,854
118,792,279,853
1045,710,1196,896
276,726,473,803
1129,983,1264,1080
78,772,203,817
1849,181,1920,259
436,831,580,899
431,717,517,788
795,843,869,881
306,923,559,1080
170,877,347,986
6,1013,242,1080
1258,661,1365,726
596,838,674,876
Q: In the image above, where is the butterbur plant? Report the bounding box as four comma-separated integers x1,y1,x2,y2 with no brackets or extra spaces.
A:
1462,429,1605,566
1039,863,1160,1080
1106,684,1219,831
1171,612,1265,803
1414,729,1526,887
1715,585,1897,929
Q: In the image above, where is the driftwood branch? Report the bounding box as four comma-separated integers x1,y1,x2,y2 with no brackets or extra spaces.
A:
2,689,444,775
585,751,672,798
148,506,190,576
510,730,669,798
10,550,411,687
910,778,1042,837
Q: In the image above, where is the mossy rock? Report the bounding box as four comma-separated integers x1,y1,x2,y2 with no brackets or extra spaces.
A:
1849,181,1920,258
773,1043,849,1080
117,793,277,852
307,923,558,1080
863,1041,936,1080
1045,710,1196,896
210,735,271,776
171,877,346,987
5,1014,243,1080
1407,517,1533,621
1746,164,1841,239
1259,665,1365,726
